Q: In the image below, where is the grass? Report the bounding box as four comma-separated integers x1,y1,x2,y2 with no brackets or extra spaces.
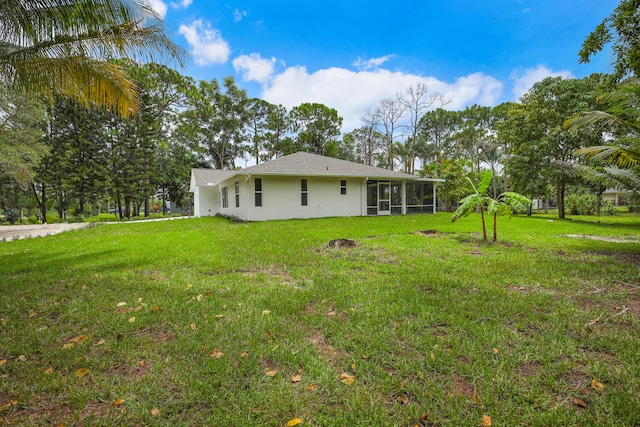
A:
0,213,639,426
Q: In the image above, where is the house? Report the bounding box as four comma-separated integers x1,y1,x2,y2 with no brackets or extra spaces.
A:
189,152,444,221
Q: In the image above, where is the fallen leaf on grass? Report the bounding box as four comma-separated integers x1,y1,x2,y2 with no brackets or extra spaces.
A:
240,352,248,358
492,348,499,355
0,400,18,411
75,368,89,377
152,305,160,311
62,343,75,350
307,384,316,390
591,379,605,391
397,394,409,404
17,355,27,362
209,350,224,359
573,397,588,407
261,310,271,316
473,386,480,404
481,414,492,426
44,367,53,375
28,312,37,318
112,399,125,407
96,339,106,346
151,407,160,417
287,418,303,426
291,374,302,383
265,370,278,377
139,360,146,367
340,373,355,384
116,302,127,307
190,323,197,330
196,294,203,301
128,317,136,323
0,359,6,366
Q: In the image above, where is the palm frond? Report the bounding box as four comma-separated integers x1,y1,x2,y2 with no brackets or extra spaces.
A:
574,145,640,168
565,110,640,134
0,0,187,114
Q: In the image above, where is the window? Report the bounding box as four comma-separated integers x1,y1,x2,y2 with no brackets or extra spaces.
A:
235,181,240,208
221,186,228,208
254,178,262,207
340,179,347,195
301,179,308,206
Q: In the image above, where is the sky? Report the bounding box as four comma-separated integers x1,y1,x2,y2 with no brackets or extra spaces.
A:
149,0,619,133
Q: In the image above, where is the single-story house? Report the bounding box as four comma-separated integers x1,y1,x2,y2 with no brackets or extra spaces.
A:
189,152,444,221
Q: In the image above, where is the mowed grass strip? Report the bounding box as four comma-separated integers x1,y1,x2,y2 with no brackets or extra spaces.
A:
0,213,638,426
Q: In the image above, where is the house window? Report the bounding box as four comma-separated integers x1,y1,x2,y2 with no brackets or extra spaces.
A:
235,181,240,208
221,186,228,208
301,179,308,206
340,179,347,195
255,178,262,207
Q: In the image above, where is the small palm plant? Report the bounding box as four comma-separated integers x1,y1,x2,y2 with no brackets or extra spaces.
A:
452,170,530,241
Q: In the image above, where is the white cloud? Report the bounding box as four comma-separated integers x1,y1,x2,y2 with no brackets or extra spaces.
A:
259,65,503,132
147,0,168,18
233,54,277,84
170,0,192,9
234,9,248,22
510,65,573,100
353,55,395,70
179,20,230,66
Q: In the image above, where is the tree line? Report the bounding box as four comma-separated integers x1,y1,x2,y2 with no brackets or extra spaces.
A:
1,0,639,222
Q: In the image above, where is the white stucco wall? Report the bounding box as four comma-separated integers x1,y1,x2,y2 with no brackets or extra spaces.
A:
193,186,219,217
214,175,365,221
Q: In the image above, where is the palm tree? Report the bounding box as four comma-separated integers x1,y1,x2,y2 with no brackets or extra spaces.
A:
0,0,185,116
565,79,640,198
452,170,530,241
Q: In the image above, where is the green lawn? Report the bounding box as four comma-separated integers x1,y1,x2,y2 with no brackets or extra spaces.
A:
1,213,639,426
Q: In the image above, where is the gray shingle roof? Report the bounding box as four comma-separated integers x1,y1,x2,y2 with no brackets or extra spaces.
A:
191,168,236,187
192,152,439,187
244,152,418,179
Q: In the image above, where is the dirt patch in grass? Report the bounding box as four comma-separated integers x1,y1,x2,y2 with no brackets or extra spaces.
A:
327,238,359,249
1,394,113,427
561,369,592,394
519,361,542,379
592,251,640,269
450,375,476,400
308,332,342,364
416,230,444,237
561,234,640,244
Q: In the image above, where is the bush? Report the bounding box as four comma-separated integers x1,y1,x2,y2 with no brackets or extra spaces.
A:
566,194,615,215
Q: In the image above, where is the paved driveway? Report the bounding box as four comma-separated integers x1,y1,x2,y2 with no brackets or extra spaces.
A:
0,223,91,242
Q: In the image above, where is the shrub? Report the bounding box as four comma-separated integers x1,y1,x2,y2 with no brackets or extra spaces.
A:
566,194,615,215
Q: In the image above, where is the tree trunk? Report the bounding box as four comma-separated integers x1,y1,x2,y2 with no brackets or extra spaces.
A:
480,207,487,240
556,179,566,219
493,213,497,242
42,184,47,224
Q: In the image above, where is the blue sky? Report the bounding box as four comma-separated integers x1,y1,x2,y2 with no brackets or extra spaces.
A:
150,0,619,131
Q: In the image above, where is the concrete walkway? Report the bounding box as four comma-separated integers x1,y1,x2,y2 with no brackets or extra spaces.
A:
0,216,192,242
0,223,92,242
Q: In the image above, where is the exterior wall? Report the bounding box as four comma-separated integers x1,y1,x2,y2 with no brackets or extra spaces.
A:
216,178,248,219
194,185,219,217
215,175,365,221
